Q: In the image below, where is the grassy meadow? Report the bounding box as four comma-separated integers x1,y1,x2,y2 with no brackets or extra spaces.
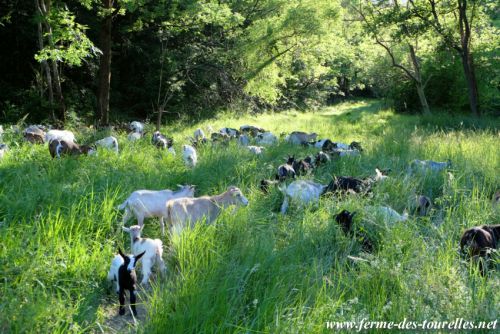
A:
1,100,499,333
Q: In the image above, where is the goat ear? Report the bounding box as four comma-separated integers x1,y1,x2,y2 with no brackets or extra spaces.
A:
122,226,130,232
135,251,146,261
118,248,126,259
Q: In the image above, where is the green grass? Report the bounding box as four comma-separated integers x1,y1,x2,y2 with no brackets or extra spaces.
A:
1,100,499,333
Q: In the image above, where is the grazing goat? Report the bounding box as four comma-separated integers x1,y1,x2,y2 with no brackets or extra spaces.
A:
122,225,166,285
45,130,76,144
118,184,195,235
130,121,144,134
211,132,230,144
95,136,119,153
238,134,251,146
280,180,327,214
366,206,408,225
276,156,296,181
335,210,373,252
255,132,277,146
165,186,249,233
315,151,330,166
219,127,240,137
286,131,317,145
247,146,265,155
182,144,197,167
240,125,265,137
323,176,370,195
48,139,95,158
115,249,145,316
260,179,279,193
194,128,206,141
23,125,46,144
292,156,313,176
414,195,432,216
152,131,174,154
460,224,499,275
127,132,142,141
0,144,8,160
409,159,451,174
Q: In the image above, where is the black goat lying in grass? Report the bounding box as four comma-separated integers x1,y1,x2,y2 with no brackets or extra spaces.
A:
460,224,499,275
335,210,374,252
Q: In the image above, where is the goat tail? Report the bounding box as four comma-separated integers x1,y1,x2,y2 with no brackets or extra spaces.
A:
117,199,128,211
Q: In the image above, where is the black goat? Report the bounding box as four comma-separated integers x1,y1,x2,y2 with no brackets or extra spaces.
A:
460,224,499,275
117,249,145,316
335,210,373,252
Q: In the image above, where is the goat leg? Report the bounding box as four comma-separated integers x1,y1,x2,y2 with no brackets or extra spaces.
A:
119,288,126,315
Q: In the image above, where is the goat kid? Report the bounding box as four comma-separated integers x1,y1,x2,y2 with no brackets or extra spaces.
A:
115,249,145,316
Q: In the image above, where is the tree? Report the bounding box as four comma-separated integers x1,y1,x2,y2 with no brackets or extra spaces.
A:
408,0,482,116
354,0,432,115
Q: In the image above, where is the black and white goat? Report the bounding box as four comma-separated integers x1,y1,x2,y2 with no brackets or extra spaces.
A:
276,156,296,181
109,249,146,316
152,131,175,154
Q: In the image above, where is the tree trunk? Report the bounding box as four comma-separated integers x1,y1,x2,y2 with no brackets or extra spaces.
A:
156,106,163,131
97,0,113,126
460,52,480,117
51,61,66,122
35,1,55,121
408,44,431,115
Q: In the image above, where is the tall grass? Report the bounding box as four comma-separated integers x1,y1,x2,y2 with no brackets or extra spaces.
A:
0,100,498,333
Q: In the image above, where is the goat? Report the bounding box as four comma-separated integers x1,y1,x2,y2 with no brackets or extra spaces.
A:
315,151,330,166
194,128,206,141
182,145,197,167
255,132,277,146
414,195,432,216
118,184,195,235
0,144,8,160
219,127,240,138
23,125,46,144
260,179,279,193
48,139,95,158
247,146,265,155
165,186,249,233
279,180,327,214
286,131,317,145
240,125,265,137
211,132,230,145
95,136,119,153
45,130,76,144
323,176,370,195
122,225,166,285
460,224,499,275
276,156,296,181
408,159,452,174
130,121,144,134
127,132,142,141
238,134,251,146
334,210,373,252
115,249,145,316
152,131,174,154
366,206,408,226
292,156,313,176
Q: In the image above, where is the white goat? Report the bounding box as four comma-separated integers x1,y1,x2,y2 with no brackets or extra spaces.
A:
374,168,389,182
182,144,197,167
95,136,119,153
118,185,196,235
107,254,124,293
122,225,166,285
127,132,142,141
247,146,265,155
130,121,144,134
238,134,250,146
165,186,249,233
285,131,317,145
45,129,76,144
366,205,408,226
194,128,206,141
280,180,327,214
408,159,451,174
255,132,277,146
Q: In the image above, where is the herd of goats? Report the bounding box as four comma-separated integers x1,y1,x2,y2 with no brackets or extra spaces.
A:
0,121,498,317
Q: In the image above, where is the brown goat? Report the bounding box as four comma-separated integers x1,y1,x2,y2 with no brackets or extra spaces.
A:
460,224,500,275
49,139,94,158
